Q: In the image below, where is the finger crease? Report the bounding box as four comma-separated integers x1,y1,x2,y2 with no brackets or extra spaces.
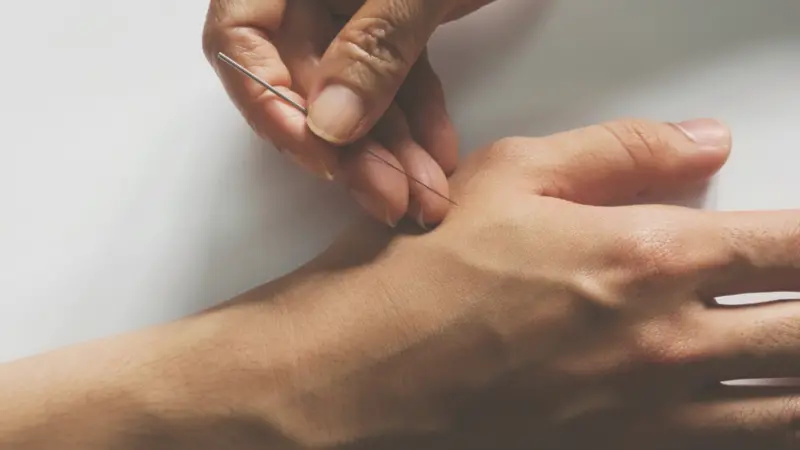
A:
340,18,413,74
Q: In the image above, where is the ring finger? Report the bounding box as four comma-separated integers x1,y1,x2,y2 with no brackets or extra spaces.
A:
695,300,800,382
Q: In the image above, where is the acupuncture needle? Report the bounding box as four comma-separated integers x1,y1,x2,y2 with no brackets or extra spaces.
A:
216,52,457,206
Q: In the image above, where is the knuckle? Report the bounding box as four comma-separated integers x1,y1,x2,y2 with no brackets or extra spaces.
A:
779,396,800,419
779,398,800,444
336,17,414,85
487,137,523,159
615,208,732,283
483,137,544,169
721,406,760,433
771,316,800,345
746,315,800,359
723,214,800,273
619,223,692,281
631,319,702,367
599,119,675,171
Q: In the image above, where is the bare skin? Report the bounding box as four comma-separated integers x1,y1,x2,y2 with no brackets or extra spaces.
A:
202,0,501,227
4,118,800,449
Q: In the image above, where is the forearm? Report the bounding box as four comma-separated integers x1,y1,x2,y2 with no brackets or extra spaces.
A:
0,310,293,449
0,328,173,449
0,227,448,450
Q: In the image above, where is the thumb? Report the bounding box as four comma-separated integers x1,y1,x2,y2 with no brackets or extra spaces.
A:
306,0,449,145
522,118,732,205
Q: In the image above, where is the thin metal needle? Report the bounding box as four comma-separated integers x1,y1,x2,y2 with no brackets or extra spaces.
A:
216,52,308,113
216,52,457,207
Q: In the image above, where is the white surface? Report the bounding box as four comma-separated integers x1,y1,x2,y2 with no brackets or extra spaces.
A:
1,0,798,362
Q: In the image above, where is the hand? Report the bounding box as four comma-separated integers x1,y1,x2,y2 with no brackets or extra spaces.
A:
202,0,496,228
242,117,800,449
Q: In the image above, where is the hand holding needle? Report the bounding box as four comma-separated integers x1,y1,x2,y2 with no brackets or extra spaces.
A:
216,52,457,210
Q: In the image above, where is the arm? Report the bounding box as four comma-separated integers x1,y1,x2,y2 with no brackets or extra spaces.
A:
0,281,323,449
0,249,438,450
0,326,184,449
6,118,800,450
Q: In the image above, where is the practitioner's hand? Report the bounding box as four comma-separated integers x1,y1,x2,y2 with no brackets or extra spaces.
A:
202,0,497,228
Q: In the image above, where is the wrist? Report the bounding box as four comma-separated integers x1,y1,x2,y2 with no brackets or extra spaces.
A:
0,222,471,450
197,229,469,448
0,262,435,450
210,264,450,447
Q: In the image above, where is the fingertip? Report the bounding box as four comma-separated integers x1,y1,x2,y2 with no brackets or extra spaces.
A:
673,118,732,154
371,110,452,229
408,191,451,231
413,204,429,231
670,118,732,179
282,146,337,181
254,89,339,181
340,140,409,227
673,118,732,168
349,188,397,228
401,152,452,228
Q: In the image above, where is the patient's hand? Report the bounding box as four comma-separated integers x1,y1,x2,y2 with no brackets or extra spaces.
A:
272,121,800,449
203,117,800,449
9,118,800,450
204,0,502,227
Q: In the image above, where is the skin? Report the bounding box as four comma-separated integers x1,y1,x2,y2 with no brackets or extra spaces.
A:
202,0,499,228
4,118,800,449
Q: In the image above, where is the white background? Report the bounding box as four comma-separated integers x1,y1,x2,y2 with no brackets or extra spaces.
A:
1,0,798,361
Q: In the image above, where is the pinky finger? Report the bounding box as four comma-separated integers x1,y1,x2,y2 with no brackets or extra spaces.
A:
668,397,800,449
557,400,800,450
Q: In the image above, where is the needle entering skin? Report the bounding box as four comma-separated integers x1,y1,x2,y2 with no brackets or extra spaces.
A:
216,52,458,207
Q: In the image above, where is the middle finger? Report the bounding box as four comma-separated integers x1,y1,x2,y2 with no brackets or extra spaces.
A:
697,210,800,297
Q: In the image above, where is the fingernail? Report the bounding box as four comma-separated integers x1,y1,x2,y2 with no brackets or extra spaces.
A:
284,150,334,181
385,209,397,228
415,209,428,231
674,119,730,152
350,189,394,228
308,85,364,144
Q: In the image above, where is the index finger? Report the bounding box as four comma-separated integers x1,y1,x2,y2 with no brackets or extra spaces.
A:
202,0,337,179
